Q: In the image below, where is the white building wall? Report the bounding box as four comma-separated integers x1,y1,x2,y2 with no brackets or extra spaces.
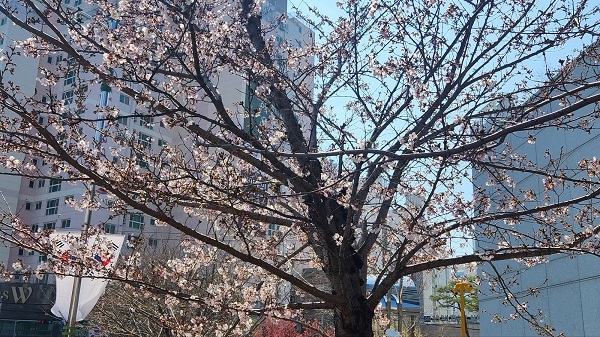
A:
0,0,313,284
475,55,600,336
421,265,477,319
0,10,49,266
478,254,600,336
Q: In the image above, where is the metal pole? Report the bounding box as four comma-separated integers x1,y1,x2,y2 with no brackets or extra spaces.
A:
397,277,403,333
385,286,392,329
65,87,109,335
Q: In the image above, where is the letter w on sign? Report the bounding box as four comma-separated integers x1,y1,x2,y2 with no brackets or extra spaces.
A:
11,286,32,303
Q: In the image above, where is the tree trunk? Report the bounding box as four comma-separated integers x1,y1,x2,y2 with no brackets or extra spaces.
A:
334,301,374,337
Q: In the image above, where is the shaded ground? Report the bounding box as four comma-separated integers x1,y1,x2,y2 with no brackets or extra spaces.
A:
419,323,480,337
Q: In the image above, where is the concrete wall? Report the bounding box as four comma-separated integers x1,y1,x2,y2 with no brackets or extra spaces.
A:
475,54,600,336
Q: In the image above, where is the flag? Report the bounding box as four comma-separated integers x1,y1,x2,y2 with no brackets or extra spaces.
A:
50,233,125,321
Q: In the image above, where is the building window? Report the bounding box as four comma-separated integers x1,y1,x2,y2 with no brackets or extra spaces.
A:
28,180,35,188
128,214,144,229
119,93,130,105
43,221,56,230
64,195,74,204
18,248,24,256
74,0,82,5
31,224,39,232
118,113,129,125
64,70,76,86
38,255,47,262
135,155,148,168
62,90,74,105
127,234,140,247
148,238,158,248
45,199,59,215
158,139,167,147
28,250,35,256
149,218,156,226
267,224,280,237
47,56,53,64
25,202,31,210
138,133,151,148
48,178,61,193
140,116,154,130
0,18,7,25
34,201,42,210
38,180,45,188
61,219,71,228
104,223,116,234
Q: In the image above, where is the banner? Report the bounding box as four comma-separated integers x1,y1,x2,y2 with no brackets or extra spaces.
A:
50,233,125,321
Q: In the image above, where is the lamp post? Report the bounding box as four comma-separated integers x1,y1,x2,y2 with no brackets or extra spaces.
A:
452,281,472,337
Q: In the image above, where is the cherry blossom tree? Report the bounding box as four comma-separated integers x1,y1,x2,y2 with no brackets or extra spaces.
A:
85,244,251,337
0,0,600,336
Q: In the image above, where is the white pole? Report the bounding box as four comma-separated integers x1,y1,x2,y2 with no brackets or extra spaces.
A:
65,85,110,335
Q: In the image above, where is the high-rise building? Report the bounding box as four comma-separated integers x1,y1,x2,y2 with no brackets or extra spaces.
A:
0,0,313,333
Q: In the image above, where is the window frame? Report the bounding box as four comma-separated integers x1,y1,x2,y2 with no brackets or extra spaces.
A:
104,223,116,234
148,238,158,248
119,93,130,105
49,178,62,193
138,133,152,148
45,198,59,216
62,90,74,105
140,116,154,130
64,70,76,86
128,214,144,229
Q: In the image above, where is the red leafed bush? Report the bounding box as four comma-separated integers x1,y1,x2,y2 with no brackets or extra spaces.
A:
254,318,333,337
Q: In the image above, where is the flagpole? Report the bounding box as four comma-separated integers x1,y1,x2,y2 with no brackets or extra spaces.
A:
66,84,110,335
66,189,94,333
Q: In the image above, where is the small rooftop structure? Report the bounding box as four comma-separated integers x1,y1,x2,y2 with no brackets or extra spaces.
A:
367,276,420,313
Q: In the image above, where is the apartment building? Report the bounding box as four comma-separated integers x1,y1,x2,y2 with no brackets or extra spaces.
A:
0,0,313,334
